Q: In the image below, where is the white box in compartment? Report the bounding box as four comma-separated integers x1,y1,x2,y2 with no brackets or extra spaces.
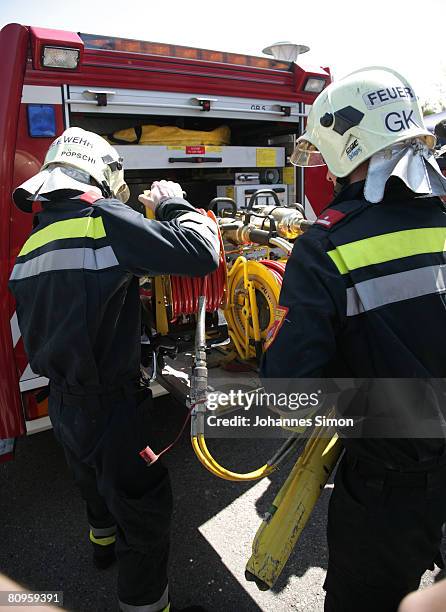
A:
216,184,287,208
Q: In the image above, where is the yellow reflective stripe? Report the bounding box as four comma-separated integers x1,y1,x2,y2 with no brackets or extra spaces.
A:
327,227,446,274
89,530,116,546
161,605,171,612
19,217,106,256
327,249,348,274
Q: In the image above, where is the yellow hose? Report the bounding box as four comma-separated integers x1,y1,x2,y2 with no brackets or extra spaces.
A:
191,436,238,481
191,436,226,476
200,434,275,480
191,434,276,482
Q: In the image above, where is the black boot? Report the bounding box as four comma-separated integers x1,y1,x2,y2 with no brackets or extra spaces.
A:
91,538,116,569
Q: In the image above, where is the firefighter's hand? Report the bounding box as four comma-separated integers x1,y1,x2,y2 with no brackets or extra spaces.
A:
138,180,184,213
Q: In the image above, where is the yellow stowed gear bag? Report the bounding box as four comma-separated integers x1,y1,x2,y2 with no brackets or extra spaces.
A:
107,124,231,146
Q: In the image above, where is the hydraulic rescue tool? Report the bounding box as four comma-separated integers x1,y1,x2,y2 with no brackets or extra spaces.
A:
245,428,342,590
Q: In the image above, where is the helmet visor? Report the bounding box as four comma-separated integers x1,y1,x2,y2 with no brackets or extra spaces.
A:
290,139,326,167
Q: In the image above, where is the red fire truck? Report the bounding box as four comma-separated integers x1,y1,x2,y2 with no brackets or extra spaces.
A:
0,23,332,462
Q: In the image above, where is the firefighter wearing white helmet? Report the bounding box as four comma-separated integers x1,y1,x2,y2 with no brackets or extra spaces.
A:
261,67,446,612
292,67,434,173
291,67,446,202
9,128,219,612
13,127,130,211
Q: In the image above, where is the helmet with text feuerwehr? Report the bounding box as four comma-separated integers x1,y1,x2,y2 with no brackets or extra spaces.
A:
291,66,435,177
13,127,130,212
42,127,130,202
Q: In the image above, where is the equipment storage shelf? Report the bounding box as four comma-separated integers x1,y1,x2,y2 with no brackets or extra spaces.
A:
114,145,285,169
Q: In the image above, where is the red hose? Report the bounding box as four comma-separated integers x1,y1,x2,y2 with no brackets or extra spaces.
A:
268,269,283,285
170,210,227,320
259,259,286,287
168,213,287,320
260,260,286,279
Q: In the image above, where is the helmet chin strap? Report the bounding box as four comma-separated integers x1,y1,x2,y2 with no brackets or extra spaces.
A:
100,180,113,198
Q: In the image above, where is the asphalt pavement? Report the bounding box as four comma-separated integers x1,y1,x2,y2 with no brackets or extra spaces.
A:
0,395,443,611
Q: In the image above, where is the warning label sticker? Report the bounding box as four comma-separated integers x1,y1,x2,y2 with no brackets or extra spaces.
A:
256,148,277,167
186,146,206,155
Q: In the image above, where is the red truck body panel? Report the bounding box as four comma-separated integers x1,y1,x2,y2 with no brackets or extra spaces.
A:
0,24,30,439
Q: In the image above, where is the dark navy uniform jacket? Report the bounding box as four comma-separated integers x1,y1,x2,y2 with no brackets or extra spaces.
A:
9,194,219,392
261,180,446,469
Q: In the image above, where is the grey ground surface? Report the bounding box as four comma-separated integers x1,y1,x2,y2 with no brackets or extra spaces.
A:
0,395,444,612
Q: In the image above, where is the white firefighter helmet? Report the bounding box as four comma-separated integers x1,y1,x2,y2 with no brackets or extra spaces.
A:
291,66,436,178
13,127,130,212
42,127,130,201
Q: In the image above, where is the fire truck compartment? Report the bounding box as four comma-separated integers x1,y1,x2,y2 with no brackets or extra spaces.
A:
69,109,299,209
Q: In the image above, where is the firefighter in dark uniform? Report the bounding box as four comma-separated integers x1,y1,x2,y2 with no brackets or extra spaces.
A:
9,128,220,612
261,67,446,612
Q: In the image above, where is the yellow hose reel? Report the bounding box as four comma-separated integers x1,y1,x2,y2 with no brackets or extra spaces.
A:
223,256,284,361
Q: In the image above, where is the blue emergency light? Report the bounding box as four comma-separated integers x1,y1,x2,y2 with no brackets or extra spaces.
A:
27,104,56,137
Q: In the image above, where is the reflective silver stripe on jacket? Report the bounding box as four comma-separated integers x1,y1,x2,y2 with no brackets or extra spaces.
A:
89,524,116,538
9,246,119,280
119,585,169,612
346,264,446,316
